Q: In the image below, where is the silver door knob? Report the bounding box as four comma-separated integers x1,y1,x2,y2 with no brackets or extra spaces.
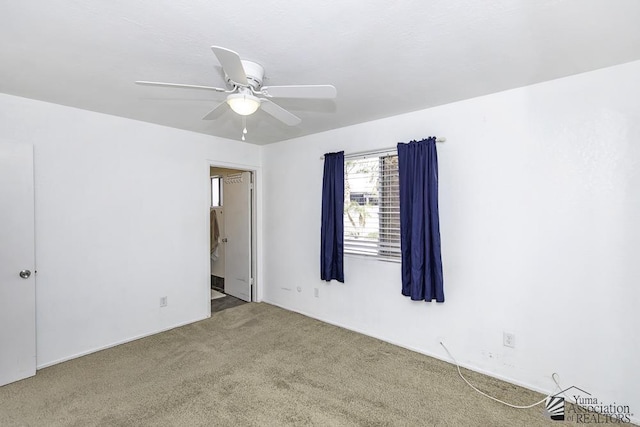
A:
19,270,31,279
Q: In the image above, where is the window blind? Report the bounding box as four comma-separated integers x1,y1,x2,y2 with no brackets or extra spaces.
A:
344,151,400,260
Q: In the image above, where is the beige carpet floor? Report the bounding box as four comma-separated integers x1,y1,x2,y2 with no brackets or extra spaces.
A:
1,303,570,426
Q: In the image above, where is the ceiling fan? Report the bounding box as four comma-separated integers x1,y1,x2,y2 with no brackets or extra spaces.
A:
135,46,337,134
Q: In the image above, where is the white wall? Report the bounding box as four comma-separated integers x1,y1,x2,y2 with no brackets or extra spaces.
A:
0,94,262,367
262,60,640,418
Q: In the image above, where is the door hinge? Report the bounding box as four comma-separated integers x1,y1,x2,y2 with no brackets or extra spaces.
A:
250,277,254,285
249,183,254,190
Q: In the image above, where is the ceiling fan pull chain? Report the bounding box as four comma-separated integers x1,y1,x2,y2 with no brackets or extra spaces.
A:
241,116,247,141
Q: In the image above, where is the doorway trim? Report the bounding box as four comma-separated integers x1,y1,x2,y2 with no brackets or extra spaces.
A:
206,159,262,304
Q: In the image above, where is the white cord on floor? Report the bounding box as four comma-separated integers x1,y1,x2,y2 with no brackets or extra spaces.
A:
439,341,553,409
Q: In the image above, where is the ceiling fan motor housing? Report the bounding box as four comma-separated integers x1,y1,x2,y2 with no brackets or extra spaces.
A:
225,60,264,90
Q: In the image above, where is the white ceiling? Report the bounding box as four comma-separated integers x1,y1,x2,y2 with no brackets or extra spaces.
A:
1,1,639,145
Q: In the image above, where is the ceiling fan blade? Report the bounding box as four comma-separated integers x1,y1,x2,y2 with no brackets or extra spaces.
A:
135,81,226,92
211,46,248,86
260,85,337,99
202,101,229,120
260,99,301,126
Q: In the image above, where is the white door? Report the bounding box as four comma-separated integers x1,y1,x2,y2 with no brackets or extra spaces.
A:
0,142,36,386
223,172,252,302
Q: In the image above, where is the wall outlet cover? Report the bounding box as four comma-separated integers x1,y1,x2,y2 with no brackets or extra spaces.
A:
503,332,515,348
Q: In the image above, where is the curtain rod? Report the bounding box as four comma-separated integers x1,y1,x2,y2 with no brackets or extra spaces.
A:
320,137,446,160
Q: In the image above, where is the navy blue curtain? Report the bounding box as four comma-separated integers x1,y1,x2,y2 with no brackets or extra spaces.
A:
321,151,344,283
397,138,444,302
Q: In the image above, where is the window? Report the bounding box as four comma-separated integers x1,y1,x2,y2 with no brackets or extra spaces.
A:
344,151,400,260
211,176,222,207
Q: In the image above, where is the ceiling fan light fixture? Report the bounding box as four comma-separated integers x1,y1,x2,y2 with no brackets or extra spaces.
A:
227,93,261,116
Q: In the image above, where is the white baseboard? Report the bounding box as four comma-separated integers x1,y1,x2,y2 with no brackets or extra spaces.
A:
263,299,640,425
262,299,553,396
36,314,210,369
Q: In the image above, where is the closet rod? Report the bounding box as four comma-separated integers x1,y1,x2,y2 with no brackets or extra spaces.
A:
320,137,446,160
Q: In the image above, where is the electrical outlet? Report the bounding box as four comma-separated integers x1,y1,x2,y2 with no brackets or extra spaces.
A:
160,296,168,307
503,332,515,348
314,288,319,298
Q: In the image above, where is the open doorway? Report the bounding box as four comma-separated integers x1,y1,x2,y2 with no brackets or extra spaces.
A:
209,166,256,314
